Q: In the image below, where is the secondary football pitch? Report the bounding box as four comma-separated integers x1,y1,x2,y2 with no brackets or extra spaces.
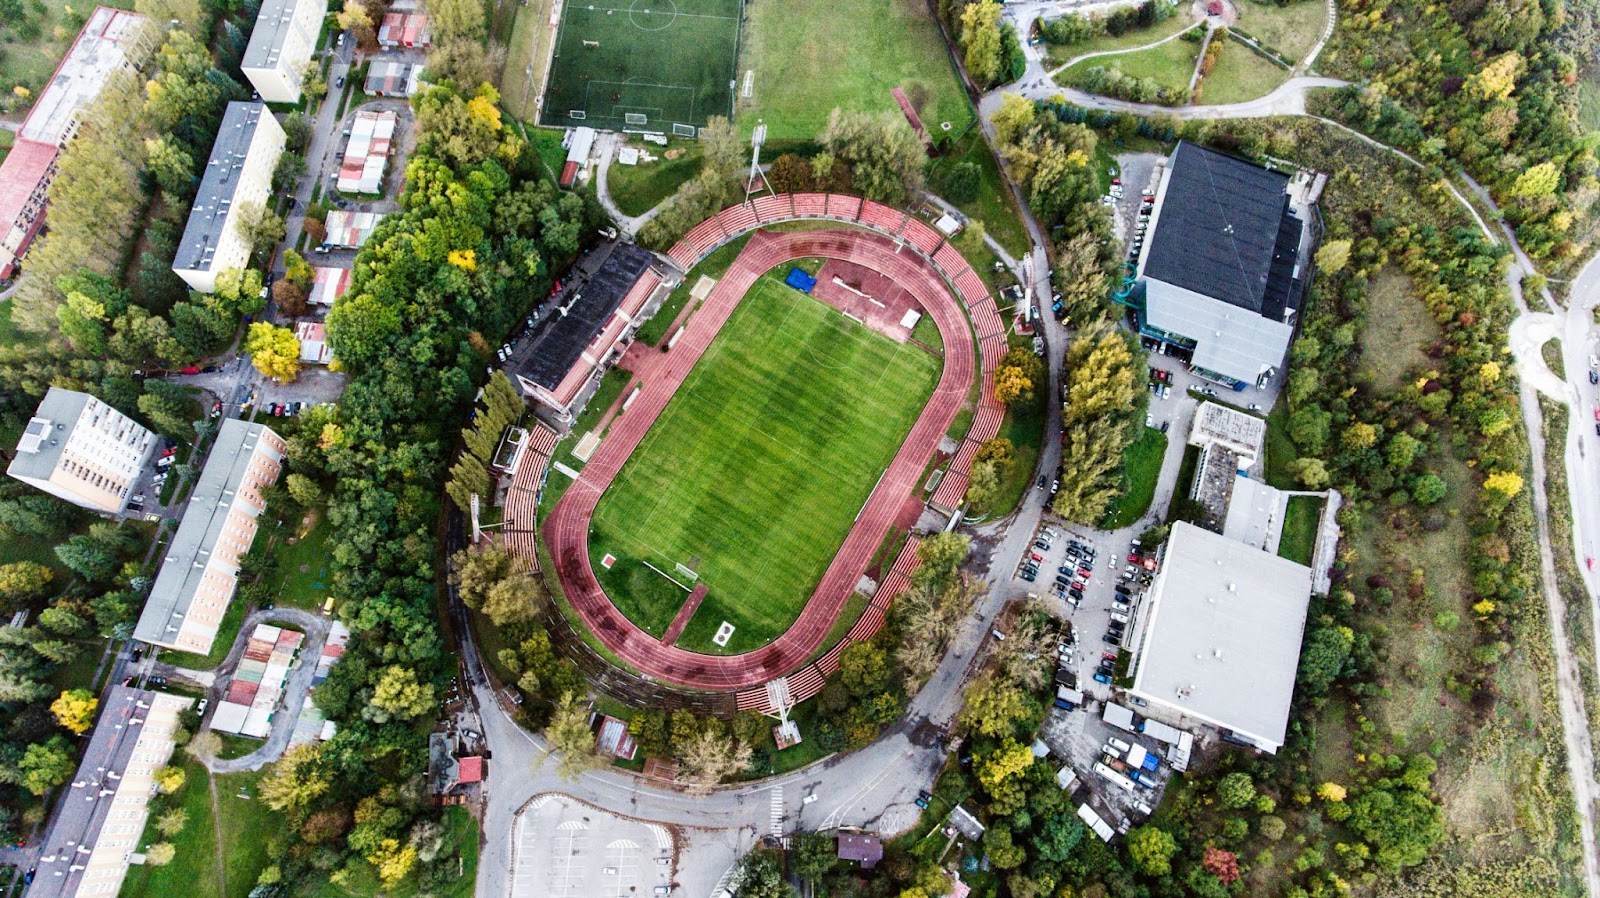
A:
589,274,940,655
540,0,743,131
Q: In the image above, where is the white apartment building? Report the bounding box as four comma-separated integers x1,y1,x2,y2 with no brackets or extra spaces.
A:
133,419,286,655
171,102,285,293
7,388,156,514
240,0,328,103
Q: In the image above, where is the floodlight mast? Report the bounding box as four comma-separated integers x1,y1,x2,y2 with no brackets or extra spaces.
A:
744,121,772,205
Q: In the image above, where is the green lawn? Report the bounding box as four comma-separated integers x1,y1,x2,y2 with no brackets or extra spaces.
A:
1357,266,1437,390
525,126,569,184
1044,19,1195,71
121,762,276,898
740,0,974,140
1278,494,1320,565
157,590,249,671
1061,37,1200,99
1579,77,1600,133
267,516,333,611
502,0,560,121
541,0,741,130
1102,427,1167,529
1235,0,1327,63
1263,401,1297,489
927,131,1030,258
550,365,634,475
307,806,479,898
1195,38,1289,105
606,143,703,217
590,274,941,653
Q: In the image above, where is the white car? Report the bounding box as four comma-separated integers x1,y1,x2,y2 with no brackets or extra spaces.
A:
1106,736,1132,754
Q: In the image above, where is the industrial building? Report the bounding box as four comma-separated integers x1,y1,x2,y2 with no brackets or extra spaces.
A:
559,126,596,188
336,109,398,195
7,388,156,514
27,686,193,898
506,242,664,423
133,420,286,655
1125,522,1314,753
1134,142,1311,391
171,102,286,293
240,0,327,102
0,7,154,279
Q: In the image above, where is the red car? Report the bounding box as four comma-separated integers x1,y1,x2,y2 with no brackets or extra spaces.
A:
1077,567,1092,578
1030,552,1045,562
180,365,201,375
1128,553,1142,564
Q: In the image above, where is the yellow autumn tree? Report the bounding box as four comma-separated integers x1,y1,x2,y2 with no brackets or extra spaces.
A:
447,248,477,271
1483,470,1523,499
245,322,302,382
1316,781,1347,802
51,689,98,734
367,838,418,888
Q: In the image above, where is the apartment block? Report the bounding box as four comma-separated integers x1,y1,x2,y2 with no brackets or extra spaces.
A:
7,388,156,514
172,102,286,293
240,0,328,103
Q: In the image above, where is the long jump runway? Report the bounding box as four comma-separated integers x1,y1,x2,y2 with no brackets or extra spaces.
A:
543,228,976,690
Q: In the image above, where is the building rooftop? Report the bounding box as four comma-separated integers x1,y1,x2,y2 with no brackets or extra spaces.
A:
133,419,282,648
1141,141,1297,318
6,387,93,485
1129,522,1313,751
27,686,191,898
1188,401,1267,462
242,0,310,70
1222,475,1290,553
174,102,273,274
20,7,148,146
837,833,883,868
0,138,60,228
509,242,655,391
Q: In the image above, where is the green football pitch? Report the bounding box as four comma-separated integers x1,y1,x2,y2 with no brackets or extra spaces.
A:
540,0,743,131
589,274,941,655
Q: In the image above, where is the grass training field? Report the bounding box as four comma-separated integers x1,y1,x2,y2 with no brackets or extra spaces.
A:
541,0,742,131
590,274,940,654
740,0,973,140
1196,38,1289,105
1060,36,1200,99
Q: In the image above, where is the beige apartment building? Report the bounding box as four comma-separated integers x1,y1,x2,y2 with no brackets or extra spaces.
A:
171,102,286,293
7,388,156,514
240,0,327,103
133,419,286,654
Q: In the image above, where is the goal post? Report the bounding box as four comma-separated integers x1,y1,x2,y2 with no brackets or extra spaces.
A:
672,123,697,138
625,112,648,126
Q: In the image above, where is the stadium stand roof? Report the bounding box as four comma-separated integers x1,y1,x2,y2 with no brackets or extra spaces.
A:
510,242,654,392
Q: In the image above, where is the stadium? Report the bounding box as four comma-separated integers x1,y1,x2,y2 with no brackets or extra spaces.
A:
534,195,1010,708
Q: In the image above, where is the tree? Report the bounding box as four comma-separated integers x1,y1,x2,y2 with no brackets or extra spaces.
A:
0,561,54,606
55,534,121,583
154,765,186,794
364,666,434,723
285,473,325,508
337,0,377,50
145,843,177,866
819,109,926,203
17,737,75,794
234,201,286,261
51,689,98,734
960,0,1004,87
282,249,314,290
138,380,197,439
993,346,1044,405
730,851,795,898
1216,771,1256,809
679,728,752,786
1411,473,1447,505
1125,825,1178,876
426,0,487,43
1201,846,1240,885
298,62,327,103
367,838,419,888
1298,624,1354,694
259,744,331,813
545,691,601,781
962,673,1031,738
245,322,302,382
1314,238,1351,274
145,136,196,197
156,808,189,837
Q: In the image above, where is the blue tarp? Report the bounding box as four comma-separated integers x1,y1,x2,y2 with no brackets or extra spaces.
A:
785,267,818,294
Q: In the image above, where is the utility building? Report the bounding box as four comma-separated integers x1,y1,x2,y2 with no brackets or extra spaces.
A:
7,388,156,515
172,102,286,293
240,0,327,103
1135,142,1311,391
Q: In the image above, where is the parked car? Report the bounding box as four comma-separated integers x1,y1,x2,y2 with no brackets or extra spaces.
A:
1020,571,1036,582
1102,634,1121,645
149,676,167,686
915,790,932,809
1093,673,1113,685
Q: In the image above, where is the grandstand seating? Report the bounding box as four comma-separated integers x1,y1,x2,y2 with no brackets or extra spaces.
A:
904,218,945,255
753,194,789,223
791,193,829,217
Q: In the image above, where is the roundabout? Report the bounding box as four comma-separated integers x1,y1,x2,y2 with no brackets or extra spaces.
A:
541,195,1011,695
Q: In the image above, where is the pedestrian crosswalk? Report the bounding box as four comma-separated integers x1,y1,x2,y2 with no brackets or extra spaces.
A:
769,786,784,837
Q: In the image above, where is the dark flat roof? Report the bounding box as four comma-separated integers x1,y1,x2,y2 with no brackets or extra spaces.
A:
175,102,271,273
511,242,654,391
1143,142,1296,317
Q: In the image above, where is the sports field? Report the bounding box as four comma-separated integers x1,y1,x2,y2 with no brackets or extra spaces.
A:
540,0,742,131
739,0,974,140
589,274,940,654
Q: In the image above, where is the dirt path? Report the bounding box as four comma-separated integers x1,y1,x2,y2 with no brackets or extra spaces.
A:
208,774,227,898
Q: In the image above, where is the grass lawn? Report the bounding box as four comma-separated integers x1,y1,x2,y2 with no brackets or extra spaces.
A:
1195,39,1289,105
1263,401,1297,489
909,311,943,353
1235,0,1327,63
157,591,250,671
525,125,569,184
0,127,12,165
590,274,941,653
502,0,560,121
636,234,753,347
541,0,740,130
122,761,277,898
1358,265,1438,390
1101,427,1167,529
308,806,479,898
1580,77,1600,134
550,366,634,475
927,131,1029,258
1061,37,1200,100
1542,338,1565,381
1044,19,1195,71
266,515,334,611
740,0,973,140
606,143,703,217
1277,494,1320,564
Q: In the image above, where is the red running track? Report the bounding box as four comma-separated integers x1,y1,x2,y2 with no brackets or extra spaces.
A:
543,228,977,690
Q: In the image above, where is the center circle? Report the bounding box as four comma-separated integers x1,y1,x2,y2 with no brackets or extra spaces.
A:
628,0,678,31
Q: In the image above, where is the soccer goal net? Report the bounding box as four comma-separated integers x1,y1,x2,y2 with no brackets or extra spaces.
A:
672,123,697,138
625,112,649,126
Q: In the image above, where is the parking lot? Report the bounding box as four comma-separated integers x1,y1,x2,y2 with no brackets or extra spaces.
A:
512,793,676,898
1039,696,1172,834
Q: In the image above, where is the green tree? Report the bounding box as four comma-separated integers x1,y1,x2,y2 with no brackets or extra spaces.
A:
259,744,331,813
17,737,75,795
545,691,601,781
960,0,1004,87
0,561,54,607
960,672,1030,738
819,109,926,203
1411,473,1447,506
364,666,435,723
145,136,196,197
234,201,286,261
139,379,197,439
1216,771,1256,809
1125,824,1178,876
